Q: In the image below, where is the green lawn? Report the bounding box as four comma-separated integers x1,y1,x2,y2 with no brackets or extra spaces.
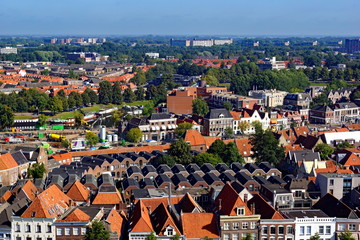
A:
14,115,36,120
309,82,327,86
219,83,231,88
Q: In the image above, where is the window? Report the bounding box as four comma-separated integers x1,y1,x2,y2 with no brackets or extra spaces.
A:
242,222,249,229
167,228,174,236
278,226,284,235
251,222,256,229
47,225,52,233
73,228,79,235
306,226,311,235
326,226,331,234
232,234,239,240
329,179,334,186
26,224,31,233
319,226,324,234
224,223,230,230
263,226,268,234
349,224,356,231
233,223,239,230
338,224,346,231
223,234,230,240
16,224,20,232
237,207,245,215
65,228,70,235
270,226,276,235
47,238,52,240
57,228,62,236
81,228,87,235
37,225,41,233
300,226,305,236
16,238,21,240
36,238,41,240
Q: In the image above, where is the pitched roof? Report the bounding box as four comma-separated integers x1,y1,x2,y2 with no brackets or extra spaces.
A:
66,180,90,202
92,186,123,205
184,129,206,146
151,203,181,236
182,213,219,239
339,153,360,166
20,180,38,201
129,200,154,233
215,183,252,216
59,208,90,222
177,193,203,213
52,152,72,162
105,208,124,237
21,185,71,218
235,138,253,157
0,153,18,170
247,194,284,219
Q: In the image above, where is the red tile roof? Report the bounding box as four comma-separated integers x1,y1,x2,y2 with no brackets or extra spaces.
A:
151,203,181,236
129,200,154,233
58,208,90,222
235,138,253,157
0,153,18,170
182,213,219,239
339,153,360,166
185,129,206,146
66,180,90,202
247,194,284,219
92,188,123,205
105,208,125,237
21,180,38,201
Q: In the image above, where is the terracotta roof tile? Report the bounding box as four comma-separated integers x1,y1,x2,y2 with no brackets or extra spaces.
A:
151,203,181,236
66,180,90,202
21,180,38,201
182,213,219,239
106,208,124,237
1,190,12,203
129,200,154,233
0,153,18,170
59,208,90,222
92,188,123,205
235,138,253,157
185,129,206,146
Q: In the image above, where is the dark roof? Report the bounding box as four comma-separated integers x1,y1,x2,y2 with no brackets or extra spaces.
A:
281,209,329,218
294,136,321,150
127,166,142,176
311,104,333,112
122,178,140,190
10,151,28,165
312,193,358,219
215,163,231,173
157,164,172,174
132,189,151,199
142,165,157,176
0,198,31,227
97,174,114,186
155,174,172,187
139,178,155,188
230,162,243,172
47,174,64,188
205,108,232,119
219,172,236,183
187,173,206,185
171,164,187,174
262,184,291,194
203,172,222,185
283,174,295,183
125,152,142,161
186,163,202,173
171,173,189,186
243,163,261,173
254,176,271,185
80,174,97,187
149,113,172,120
258,162,276,172
268,176,286,185
231,181,246,193
235,172,253,185
139,151,155,160
63,174,79,187
98,185,117,193
201,163,216,173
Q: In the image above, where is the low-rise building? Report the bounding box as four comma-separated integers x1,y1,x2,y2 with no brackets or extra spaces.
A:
248,89,288,108
203,109,233,136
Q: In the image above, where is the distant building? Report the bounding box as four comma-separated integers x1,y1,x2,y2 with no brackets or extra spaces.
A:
145,52,160,59
170,38,233,47
283,93,311,110
0,47,17,54
345,39,360,54
66,52,108,62
248,89,288,108
203,108,233,136
210,92,262,110
257,57,286,70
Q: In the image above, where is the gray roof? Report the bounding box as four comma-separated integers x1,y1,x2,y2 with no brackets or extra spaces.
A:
205,108,232,119
281,209,329,218
149,113,172,120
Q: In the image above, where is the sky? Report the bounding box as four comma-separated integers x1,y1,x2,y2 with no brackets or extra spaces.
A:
1,0,359,36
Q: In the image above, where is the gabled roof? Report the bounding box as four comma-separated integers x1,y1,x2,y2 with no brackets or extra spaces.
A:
292,126,310,138
10,151,28,165
129,200,154,233
59,208,90,222
182,213,219,239
312,193,358,219
66,180,90,202
339,153,360,166
205,108,232,119
105,208,125,237
184,129,206,146
295,135,321,150
177,193,203,213
92,185,123,204
0,153,18,170
151,203,181,236
215,183,252,216
21,185,71,218
248,194,284,219
20,180,38,201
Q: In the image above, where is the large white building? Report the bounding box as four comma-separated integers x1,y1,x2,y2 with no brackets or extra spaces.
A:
0,47,17,54
248,89,288,108
11,217,56,240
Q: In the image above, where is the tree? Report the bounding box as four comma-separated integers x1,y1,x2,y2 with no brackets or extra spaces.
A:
193,152,222,166
112,82,123,105
126,128,143,143
239,121,251,134
110,109,125,128
0,105,14,130
85,88,99,104
37,114,48,126
98,81,112,104
223,101,232,111
40,69,50,75
192,98,209,116
309,233,320,240
224,126,234,139
82,92,91,106
336,141,355,149
250,124,285,165
123,87,136,103
27,162,46,179
85,220,110,240
135,87,146,101
48,96,63,114
208,139,227,155
155,155,176,167
242,233,253,240
74,111,85,127
175,122,193,138
61,138,71,149
223,142,244,164
338,231,356,240
145,232,158,240
168,138,193,164
202,74,219,86
314,143,334,160
85,131,99,147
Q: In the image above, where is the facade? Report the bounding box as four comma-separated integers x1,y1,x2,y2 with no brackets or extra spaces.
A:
316,173,360,200
0,153,30,186
170,39,233,47
248,89,287,108
11,217,56,240
333,102,360,123
309,105,334,124
256,57,286,70
283,93,311,110
259,219,295,240
0,47,17,54
345,38,360,54
210,92,262,110
203,109,233,136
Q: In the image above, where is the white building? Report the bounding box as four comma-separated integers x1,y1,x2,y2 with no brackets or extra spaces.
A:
11,217,56,240
0,47,17,54
248,89,288,108
145,52,160,59
282,210,336,240
323,131,360,145
231,110,270,135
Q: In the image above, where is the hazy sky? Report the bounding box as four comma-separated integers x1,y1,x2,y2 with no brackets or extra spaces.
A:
1,0,359,36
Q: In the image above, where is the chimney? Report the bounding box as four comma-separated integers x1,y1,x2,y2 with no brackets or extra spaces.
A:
219,199,222,211
250,203,255,214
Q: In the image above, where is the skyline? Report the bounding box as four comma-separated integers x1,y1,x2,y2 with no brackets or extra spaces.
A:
1,0,359,36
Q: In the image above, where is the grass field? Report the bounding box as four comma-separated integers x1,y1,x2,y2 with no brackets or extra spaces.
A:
14,115,36,120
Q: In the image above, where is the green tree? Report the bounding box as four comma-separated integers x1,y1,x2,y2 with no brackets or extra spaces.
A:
223,101,232,111
40,69,50,75
85,88,99,104
81,92,91,106
336,141,355,149
168,138,193,164
309,233,320,240
48,96,63,114
238,121,251,134
135,87,146,101
242,233,253,240
193,152,222,166
145,232,158,240
314,143,334,160
27,162,46,179
223,142,244,164
192,98,209,117
202,74,219,86
110,109,125,127
338,231,356,240
175,122,193,138
123,87,136,103
112,82,123,105
37,114,48,127
85,131,99,147
61,138,71,149
156,155,176,167
74,111,85,127
126,128,143,143
208,139,227,155
224,126,234,139
142,101,155,116
250,123,285,165
68,70,79,79
85,220,110,240
98,81,113,104
0,105,14,130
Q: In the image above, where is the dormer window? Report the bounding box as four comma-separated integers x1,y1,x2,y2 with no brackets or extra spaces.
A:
165,226,175,236
236,207,245,216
